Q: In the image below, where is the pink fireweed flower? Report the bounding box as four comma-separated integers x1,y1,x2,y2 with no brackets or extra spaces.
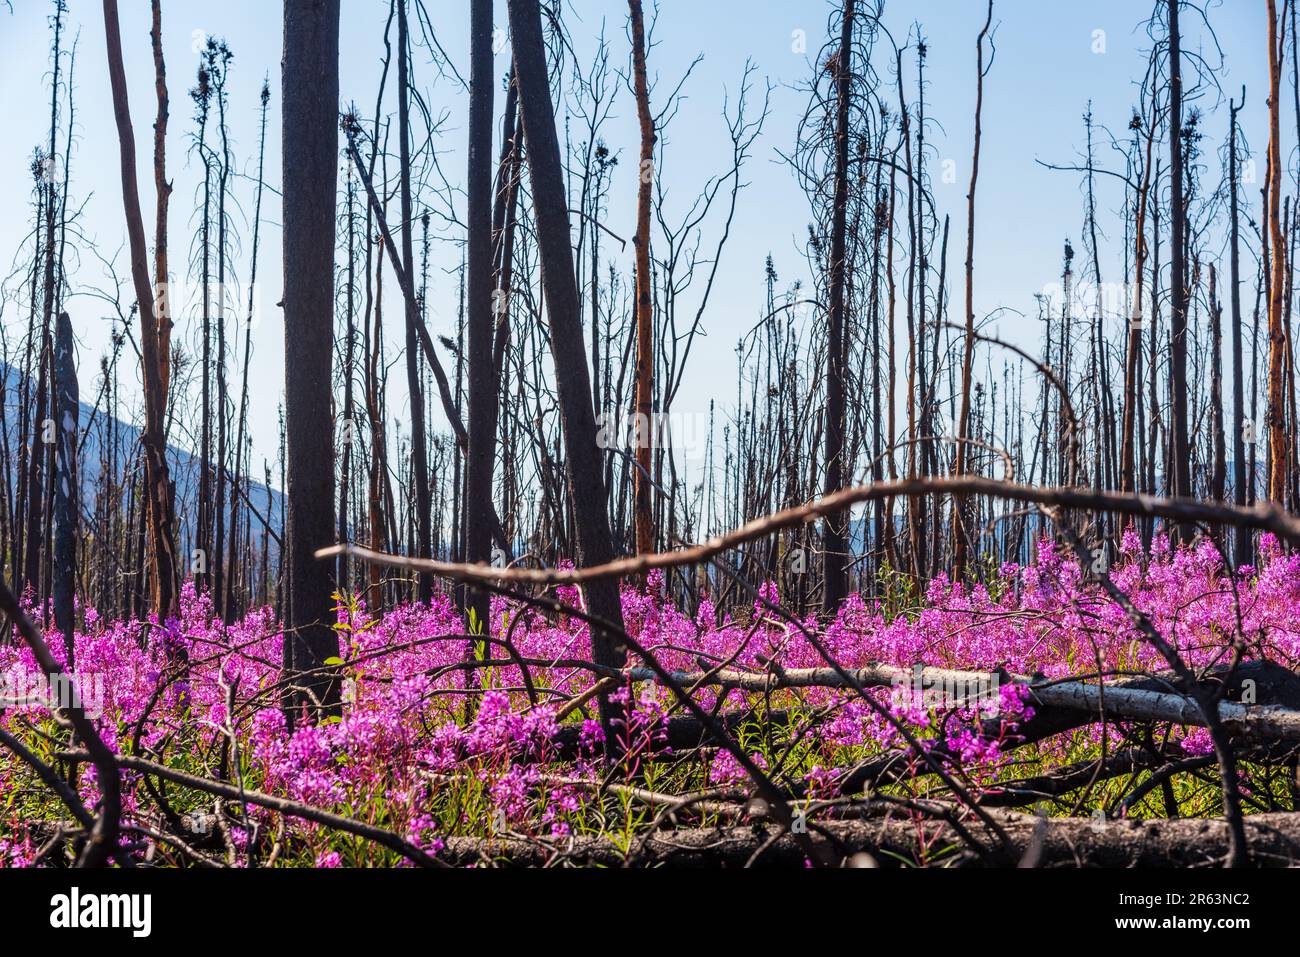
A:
709,750,767,786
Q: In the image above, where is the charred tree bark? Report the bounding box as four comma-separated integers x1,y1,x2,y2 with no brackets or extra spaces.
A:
23,2,64,604
102,0,178,621
281,0,341,718
439,811,1300,868
1267,0,1290,504
1167,0,1193,532
629,0,656,559
396,0,433,602
149,0,172,407
1227,87,1248,561
195,64,213,595
1210,265,1227,502
1228,91,1250,565
229,80,270,621
52,311,77,665
338,125,356,598
953,0,994,580
1121,108,1156,494
508,0,628,734
464,0,497,631
821,0,854,612
212,44,233,621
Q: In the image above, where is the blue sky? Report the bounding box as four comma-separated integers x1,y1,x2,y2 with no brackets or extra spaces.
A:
0,0,1275,475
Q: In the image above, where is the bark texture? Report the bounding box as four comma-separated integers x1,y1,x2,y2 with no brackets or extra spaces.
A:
281,0,341,716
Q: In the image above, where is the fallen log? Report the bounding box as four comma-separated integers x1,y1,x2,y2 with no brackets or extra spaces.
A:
975,747,1184,808
548,707,792,762
545,661,1299,786
439,809,1300,867
623,659,1300,747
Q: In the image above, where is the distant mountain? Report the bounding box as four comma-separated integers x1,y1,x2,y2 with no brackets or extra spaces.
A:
0,359,282,557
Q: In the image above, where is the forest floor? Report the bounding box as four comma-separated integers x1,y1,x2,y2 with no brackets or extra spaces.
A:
4,529,1300,867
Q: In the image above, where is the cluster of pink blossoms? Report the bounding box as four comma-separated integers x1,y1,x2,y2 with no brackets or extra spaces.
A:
2,529,1296,864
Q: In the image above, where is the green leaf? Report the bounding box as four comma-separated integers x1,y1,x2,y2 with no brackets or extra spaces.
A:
323,656,345,667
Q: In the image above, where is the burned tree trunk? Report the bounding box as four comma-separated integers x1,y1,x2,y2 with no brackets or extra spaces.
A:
1121,107,1156,494
150,0,172,404
1209,265,1226,502
464,0,497,630
629,0,656,559
953,0,994,580
102,0,178,621
281,0,341,717
338,117,356,598
52,311,77,665
1267,0,1290,505
1228,91,1250,565
821,0,854,612
396,0,433,602
507,0,628,731
22,2,64,604
229,80,271,621
438,811,1300,868
1167,0,1193,528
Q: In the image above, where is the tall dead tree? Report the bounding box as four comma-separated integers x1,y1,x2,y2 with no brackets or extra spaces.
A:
23,0,65,600
281,0,341,717
1121,100,1156,495
508,0,628,733
193,61,213,593
1228,90,1250,565
821,0,854,613
629,0,656,558
102,0,178,620
396,0,433,601
464,0,496,630
229,79,271,620
1266,0,1290,504
338,109,356,598
1167,0,1193,523
52,311,77,664
952,0,994,580
1209,264,1227,501
211,40,233,621
150,0,172,404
